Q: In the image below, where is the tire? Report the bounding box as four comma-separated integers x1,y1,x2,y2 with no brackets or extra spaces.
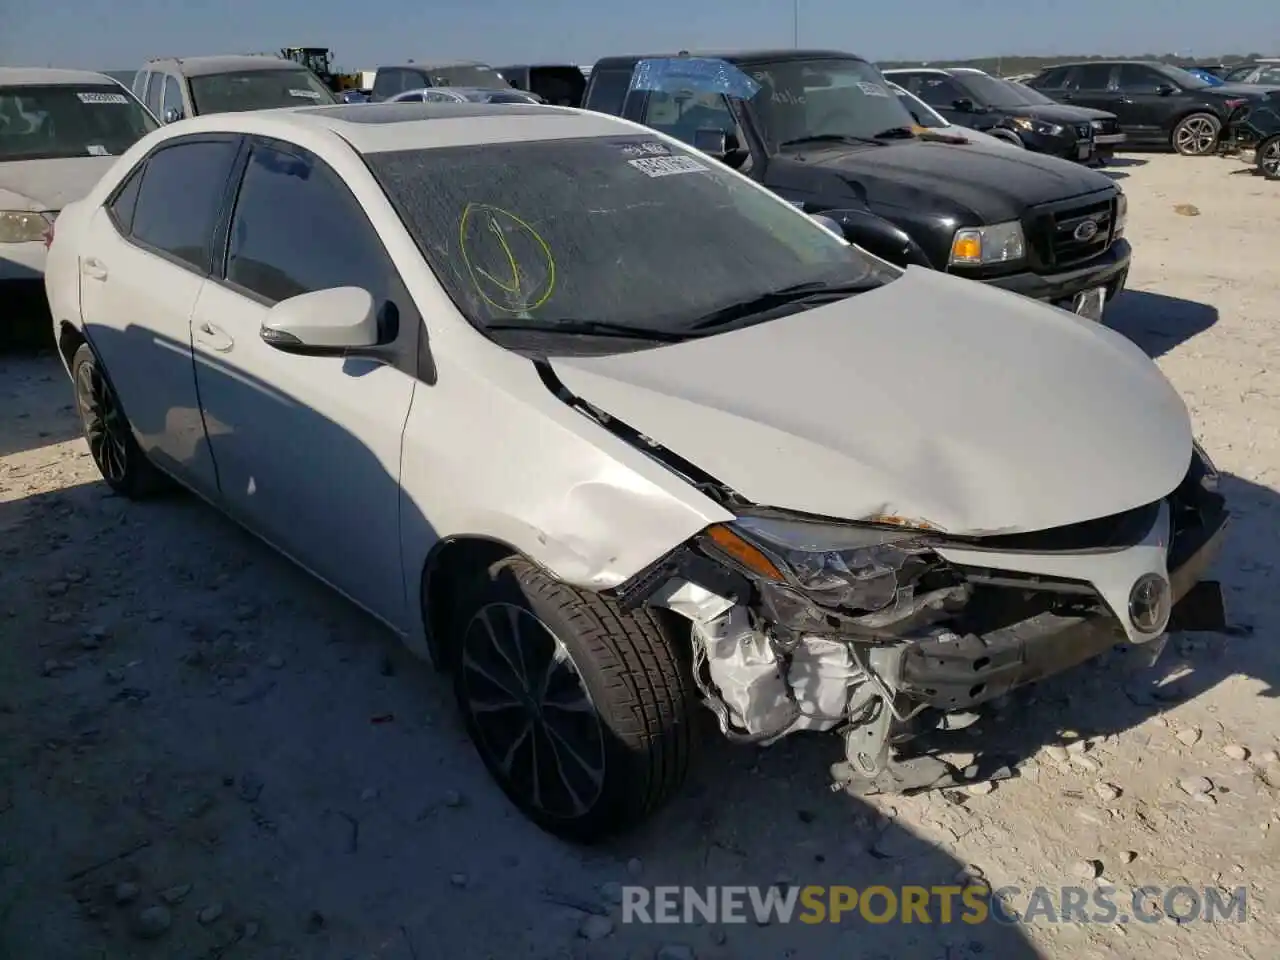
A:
988,128,1025,148
70,343,168,499
452,556,694,843
1171,112,1221,156
1258,134,1280,180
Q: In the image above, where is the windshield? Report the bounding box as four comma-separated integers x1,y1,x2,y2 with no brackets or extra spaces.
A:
1001,81,1056,105
890,86,947,127
1159,65,1210,90
367,135,895,344
0,84,157,162
423,65,509,88
188,68,336,115
955,73,1035,108
739,58,917,147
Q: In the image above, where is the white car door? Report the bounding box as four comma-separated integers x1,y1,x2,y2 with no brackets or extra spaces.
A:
76,136,240,498
189,140,420,630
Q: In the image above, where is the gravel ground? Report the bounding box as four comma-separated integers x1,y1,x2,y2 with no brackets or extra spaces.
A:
2,152,1278,960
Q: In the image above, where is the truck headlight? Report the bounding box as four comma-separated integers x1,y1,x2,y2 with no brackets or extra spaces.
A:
1011,116,1064,136
0,210,53,244
949,220,1025,266
1113,191,1127,240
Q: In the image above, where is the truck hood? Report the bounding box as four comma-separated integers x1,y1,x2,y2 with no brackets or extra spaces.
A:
795,139,1116,223
548,267,1192,536
0,157,116,212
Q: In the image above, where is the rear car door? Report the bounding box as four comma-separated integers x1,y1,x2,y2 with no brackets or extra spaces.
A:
1113,64,1180,142
190,138,419,629
76,136,240,498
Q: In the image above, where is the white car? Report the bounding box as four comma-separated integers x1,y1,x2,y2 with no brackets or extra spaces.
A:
44,101,1227,841
887,81,1023,149
1,68,156,326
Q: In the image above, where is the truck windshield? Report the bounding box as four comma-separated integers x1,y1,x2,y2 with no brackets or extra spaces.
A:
0,84,157,162
740,58,918,148
422,65,509,88
188,69,336,115
367,135,896,342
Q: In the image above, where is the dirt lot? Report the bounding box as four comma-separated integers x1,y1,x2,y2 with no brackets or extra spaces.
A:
2,152,1279,960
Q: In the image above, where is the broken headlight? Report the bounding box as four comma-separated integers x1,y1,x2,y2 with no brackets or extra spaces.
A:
705,515,937,630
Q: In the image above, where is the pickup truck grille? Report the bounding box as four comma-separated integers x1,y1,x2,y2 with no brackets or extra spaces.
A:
1026,194,1116,270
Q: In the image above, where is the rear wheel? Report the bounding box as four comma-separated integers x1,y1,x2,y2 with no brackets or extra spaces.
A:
1172,113,1221,156
452,557,695,843
71,344,167,499
1258,134,1280,179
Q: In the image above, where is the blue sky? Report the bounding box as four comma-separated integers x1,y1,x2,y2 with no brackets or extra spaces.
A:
2,0,1275,70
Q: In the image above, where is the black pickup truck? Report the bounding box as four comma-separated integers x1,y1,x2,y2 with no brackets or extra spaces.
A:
584,50,1132,319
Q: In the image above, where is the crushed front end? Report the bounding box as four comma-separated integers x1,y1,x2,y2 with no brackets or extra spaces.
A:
615,443,1228,795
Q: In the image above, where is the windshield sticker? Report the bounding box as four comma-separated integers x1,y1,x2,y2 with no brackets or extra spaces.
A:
857,82,890,97
629,58,761,100
458,203,556,314
618,141,672,157
76,92,129,104
288,88,324,99
86,144,110,156
627,155,708,178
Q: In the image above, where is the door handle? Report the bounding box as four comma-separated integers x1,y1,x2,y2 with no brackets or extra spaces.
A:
81,258,108,281
195,321,235,353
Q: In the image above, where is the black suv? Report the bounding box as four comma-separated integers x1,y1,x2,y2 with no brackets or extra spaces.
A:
1026,60,1267,155
584,50,1130,319
882,67,1111,163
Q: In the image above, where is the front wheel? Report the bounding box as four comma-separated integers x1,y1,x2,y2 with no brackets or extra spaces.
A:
1258,134,1280,180
1172,113,1221,156
452,557,695,843
71,343,167,499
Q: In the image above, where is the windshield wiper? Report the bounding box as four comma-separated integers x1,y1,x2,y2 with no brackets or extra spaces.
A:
872,126,918,140
484,319,689,342
686,280,881,333
779,134,886,148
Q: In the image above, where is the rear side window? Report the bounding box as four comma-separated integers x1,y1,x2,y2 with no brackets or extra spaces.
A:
161,76,184,117
371,68,405,100
107,167,144,234
1031,66,1070,89
131,139,239,271
1067,64,1114,90
583,68,633,114
144,73,164,115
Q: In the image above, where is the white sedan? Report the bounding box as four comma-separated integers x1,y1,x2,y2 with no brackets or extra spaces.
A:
1,67,156,327
45,101,1227,841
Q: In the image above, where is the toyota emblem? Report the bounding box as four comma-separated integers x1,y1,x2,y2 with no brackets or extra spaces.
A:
1073,219,1099,242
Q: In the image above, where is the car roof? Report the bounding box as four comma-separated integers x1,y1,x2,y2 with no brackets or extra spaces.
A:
591,49,866,69
1035,59,1163,71
153,101,637,154
377,60,493,70
144,55,303,77
0,67,122,87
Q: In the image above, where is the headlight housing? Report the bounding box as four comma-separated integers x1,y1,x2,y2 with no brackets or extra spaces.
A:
0,210,53,244
1113,191,1127,240
1011,116,1064,137
949,220,1025,266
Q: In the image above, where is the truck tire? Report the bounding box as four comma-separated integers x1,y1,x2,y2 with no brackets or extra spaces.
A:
452,556,695,843
1171,112,1221,156
70,343,168,499
1258,134,1280,179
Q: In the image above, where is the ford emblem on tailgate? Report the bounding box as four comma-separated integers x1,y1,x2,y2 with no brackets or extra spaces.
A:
1073,219,1099,242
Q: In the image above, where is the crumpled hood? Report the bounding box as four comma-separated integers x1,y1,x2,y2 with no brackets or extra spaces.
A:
549,268,1192,536
800,139,1116,223
0,157,117,212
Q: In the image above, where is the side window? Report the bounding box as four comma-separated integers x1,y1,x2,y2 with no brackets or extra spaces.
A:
583,68,633,115
1032,67,1069,89
224,144,396,311
107,166,145,235
914,75,967,108
422,91,452,102
1066,64,1113,90
406,70,430,91
130,139,239,271
370,69,399,101
161,76,184,117
132,71,149,98
145,72,164,115
641,91,742,146
1116,65,1164,93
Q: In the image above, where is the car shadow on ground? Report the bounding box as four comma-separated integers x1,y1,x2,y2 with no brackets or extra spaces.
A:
1104,289,1219,358
1101,170,1130,181
1102,156,1151,168
0,346,82,458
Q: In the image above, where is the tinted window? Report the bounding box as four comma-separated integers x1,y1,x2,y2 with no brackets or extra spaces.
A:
912,74,968,108
1116,64,1165,92
145,73,164,115
131,139,238,270
584,68,634,114
108,166,143,234
1067,64,1114,90
188,69,335,115
367,136,897,344
525,67,586,106
417,64,507,88
1032,66,1071,89
0,84,158,161
161,76,183,116
225,145,392,305
371,68,403,100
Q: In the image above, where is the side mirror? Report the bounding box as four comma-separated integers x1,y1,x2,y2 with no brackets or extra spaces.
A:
1156,84,1178,97
693,127,729,158
810,214,843,237
162,107,183,124
952,98,977,113
260,287,380,354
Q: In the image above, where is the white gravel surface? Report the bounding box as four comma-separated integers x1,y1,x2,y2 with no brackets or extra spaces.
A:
2,152,1278,960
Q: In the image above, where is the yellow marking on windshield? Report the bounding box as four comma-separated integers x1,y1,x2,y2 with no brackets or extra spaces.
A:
458,203,556,313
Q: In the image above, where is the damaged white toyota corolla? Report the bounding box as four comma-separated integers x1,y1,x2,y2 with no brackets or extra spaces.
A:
44,103,1228,843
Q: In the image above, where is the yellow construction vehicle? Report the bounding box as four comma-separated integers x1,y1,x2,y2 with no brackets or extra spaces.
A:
279,47,362,93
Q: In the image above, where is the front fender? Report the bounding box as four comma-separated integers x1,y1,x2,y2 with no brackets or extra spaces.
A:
816,207,934,268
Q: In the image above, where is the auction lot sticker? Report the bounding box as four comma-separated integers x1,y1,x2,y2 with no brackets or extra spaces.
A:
77,92,129,104
628,155,708,177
